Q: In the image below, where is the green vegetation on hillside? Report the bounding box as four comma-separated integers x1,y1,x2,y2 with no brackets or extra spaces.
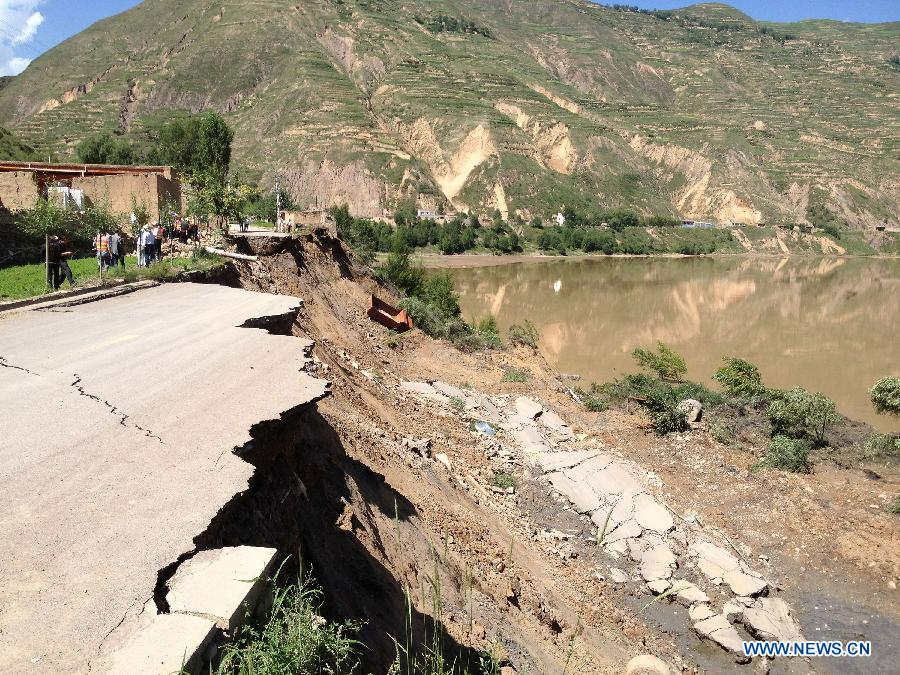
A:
0,0,896,227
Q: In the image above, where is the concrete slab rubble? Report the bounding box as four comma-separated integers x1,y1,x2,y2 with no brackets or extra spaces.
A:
167,546,278,630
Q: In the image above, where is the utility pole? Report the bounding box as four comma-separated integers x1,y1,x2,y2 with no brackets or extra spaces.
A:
275,175,281,231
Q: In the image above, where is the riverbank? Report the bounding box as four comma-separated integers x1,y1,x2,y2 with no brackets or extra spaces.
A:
226,231,899,672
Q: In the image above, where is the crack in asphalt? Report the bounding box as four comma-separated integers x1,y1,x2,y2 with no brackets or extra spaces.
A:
0,355,40,376
70,374,164,444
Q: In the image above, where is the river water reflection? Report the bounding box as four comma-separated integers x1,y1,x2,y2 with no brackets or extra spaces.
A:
449,256,899,430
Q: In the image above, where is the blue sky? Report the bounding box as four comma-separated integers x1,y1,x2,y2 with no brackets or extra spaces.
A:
1,0,897,76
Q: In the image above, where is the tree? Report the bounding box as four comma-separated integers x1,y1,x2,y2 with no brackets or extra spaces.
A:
196,111,233,184
76,132,137,165
151,110,233,181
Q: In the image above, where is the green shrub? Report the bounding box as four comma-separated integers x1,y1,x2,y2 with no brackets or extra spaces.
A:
864,432,900,460
217,578,361,674
377,237,425,296
492,472,517,490
714,357,765,399
632,342,687,381
583,393,609,412
449,396,466,412
755,435,812,473
508,319,539,349
473,315,502,349
502,369,529,383
420,273,461,318
651,405,690,435
870,377,900,417
887,496,900,514
767,387,838,445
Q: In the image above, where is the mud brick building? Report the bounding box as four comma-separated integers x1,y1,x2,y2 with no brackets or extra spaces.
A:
0,161,182,225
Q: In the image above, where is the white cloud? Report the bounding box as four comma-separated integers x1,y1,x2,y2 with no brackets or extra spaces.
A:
12,11,42,45
1,55,30,75
0,1,44,76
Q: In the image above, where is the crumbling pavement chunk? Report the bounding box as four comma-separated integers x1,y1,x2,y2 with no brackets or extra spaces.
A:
633,493,674,534
640,544,676,582
693,613,744,653
742,597,804,642
167,546,278,631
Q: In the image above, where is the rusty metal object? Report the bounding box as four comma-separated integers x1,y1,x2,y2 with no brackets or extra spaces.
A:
367,295,413,332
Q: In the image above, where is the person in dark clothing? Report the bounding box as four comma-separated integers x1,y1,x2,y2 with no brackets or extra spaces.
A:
47,236,74,289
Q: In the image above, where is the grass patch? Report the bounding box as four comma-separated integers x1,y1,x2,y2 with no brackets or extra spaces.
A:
0,256,138,301
122,250,223,283
886,496,900,515
491,472,517,490
217,577,362,674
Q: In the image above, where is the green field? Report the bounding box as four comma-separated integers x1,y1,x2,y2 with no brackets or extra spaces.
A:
0,252,223,302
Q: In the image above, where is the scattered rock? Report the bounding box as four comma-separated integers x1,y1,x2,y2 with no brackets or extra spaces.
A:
670,579,709,606
540,409,573,437
514,396,544,420
724,569,768,597
723,600,744,622
690,540,767,596
435,453,452,471
647,579,671,594
693,613,744,653
640,544,676,582
677,399,702,423
609,567,629,583
624,653,671,675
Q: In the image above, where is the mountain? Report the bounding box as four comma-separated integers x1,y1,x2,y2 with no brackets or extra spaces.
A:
0,0,897,225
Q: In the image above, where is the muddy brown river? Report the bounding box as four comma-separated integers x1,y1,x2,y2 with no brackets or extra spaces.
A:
448,256,899,431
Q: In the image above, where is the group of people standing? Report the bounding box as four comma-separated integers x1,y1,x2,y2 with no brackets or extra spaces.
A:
135,223,165,267
93,230,127,271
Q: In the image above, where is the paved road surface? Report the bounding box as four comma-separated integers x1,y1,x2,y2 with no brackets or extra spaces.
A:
0,283,328,673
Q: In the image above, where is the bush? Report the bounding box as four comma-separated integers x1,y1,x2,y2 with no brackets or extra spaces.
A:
714,357,765,399
217,578,361,674
377,237,425,296
508,320,539,349
755,435,812,473
767,387,838,445
632,342,687,381
473,315,502,349
420,273,461,318
870,377,900,417
583,228,617,254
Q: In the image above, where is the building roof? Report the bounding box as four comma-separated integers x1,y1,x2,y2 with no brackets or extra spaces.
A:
0,161,174,178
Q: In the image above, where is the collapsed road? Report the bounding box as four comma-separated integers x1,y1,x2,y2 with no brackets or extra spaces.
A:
0,283,328,673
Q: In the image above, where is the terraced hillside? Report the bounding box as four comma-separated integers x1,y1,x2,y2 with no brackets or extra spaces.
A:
0,0,897,225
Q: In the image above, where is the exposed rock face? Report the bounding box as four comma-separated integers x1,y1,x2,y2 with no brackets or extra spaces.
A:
283,159,383,219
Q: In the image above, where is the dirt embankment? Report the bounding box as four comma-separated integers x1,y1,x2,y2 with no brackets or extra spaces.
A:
214,232,898,674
